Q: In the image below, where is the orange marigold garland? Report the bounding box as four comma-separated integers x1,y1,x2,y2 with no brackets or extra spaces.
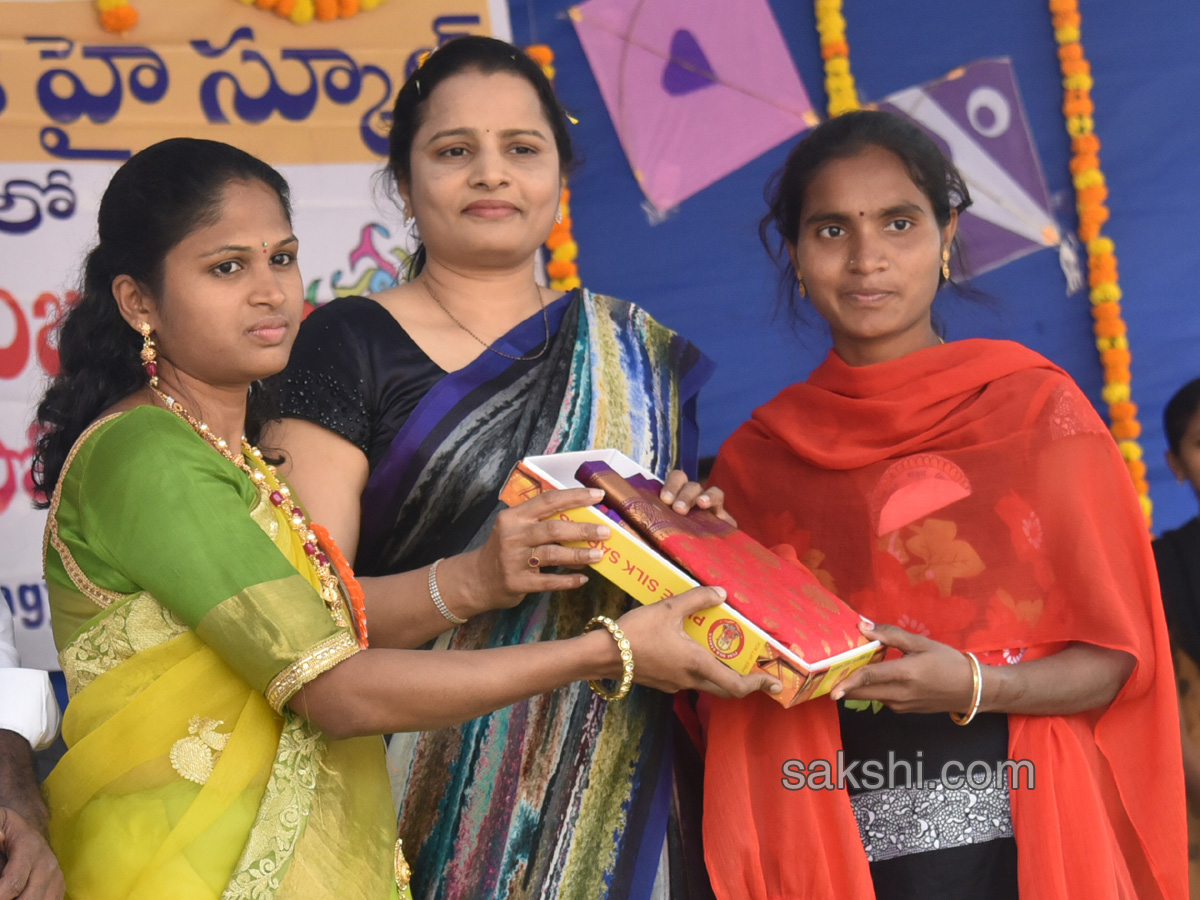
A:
310,523,369,649
234,0,386,25
1050,0,1151,524
95,0,138,33
815,0,860,116
98,0,385,30
527,45,582,293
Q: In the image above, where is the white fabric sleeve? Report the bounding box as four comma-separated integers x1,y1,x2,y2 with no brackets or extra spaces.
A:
0,607,61,750
0,604,19,668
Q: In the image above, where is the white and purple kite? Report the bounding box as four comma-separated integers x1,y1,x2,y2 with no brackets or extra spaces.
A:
879,58,1076,286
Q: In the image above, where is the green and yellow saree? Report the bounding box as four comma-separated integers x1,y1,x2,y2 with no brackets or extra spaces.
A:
43,406,404,900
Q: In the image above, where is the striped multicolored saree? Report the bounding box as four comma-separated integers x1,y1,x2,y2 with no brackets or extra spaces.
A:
365,289,712,900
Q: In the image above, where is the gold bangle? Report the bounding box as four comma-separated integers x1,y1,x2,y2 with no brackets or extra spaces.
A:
950,651,983,725
584,615,634,701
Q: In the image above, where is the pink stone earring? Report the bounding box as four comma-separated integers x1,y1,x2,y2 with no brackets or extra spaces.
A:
139,323,158,387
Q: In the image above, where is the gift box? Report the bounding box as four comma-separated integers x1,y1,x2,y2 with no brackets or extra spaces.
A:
499,449,883,706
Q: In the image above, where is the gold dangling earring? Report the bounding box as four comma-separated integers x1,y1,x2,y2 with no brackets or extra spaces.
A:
139,323,158,388
941,248,951,282
796,273,807,298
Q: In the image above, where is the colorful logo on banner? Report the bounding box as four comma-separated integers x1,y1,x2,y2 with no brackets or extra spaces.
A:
304,223,410,306
879,58,1072,282
570,0,817,213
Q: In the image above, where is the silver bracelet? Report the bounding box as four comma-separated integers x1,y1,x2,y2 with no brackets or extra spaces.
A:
428,558,467,625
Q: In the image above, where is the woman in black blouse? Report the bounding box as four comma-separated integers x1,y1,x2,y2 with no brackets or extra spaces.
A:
269,36,728,900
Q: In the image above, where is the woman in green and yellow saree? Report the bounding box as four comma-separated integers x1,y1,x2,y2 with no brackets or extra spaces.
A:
33,138,777,900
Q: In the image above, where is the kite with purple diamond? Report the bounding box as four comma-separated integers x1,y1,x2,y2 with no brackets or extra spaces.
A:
570,0,818,213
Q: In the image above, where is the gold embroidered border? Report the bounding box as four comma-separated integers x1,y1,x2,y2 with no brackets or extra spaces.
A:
222,714,324,900
43,414,128,611
265,631,359,714
58,591,188,696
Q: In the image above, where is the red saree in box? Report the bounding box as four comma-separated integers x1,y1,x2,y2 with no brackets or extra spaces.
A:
703,339,1186,899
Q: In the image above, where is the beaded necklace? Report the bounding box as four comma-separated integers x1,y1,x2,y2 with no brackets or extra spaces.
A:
151,386,367,644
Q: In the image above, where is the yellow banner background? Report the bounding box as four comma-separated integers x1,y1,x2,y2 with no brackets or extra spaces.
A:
0,0,494,163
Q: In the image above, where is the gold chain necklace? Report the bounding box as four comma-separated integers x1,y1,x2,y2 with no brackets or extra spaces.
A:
420,275,550,362
150,386,349,628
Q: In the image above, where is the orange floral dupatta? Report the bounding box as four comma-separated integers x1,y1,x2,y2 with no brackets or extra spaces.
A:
703,339,1185,900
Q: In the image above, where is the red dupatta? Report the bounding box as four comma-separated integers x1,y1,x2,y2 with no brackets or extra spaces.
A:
702,338,1185,900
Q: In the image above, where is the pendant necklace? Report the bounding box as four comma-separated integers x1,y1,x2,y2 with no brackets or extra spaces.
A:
420,276,551,361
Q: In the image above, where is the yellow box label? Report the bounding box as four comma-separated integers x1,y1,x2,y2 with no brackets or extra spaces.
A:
554,506,772,676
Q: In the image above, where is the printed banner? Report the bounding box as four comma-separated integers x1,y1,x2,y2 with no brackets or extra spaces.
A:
0,0,505,163
0,0,509,669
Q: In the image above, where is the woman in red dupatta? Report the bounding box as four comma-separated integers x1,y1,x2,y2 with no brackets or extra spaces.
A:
701,111,1186,899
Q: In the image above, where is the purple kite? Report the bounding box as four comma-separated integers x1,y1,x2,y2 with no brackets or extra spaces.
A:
570,0,817,213
878,59,1078,286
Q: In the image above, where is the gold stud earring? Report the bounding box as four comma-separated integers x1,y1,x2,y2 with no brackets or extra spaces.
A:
941,248,951,281
796,273,807,298
139,323,158,388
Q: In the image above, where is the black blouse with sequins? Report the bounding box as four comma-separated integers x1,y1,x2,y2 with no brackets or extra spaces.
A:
272,296,445,472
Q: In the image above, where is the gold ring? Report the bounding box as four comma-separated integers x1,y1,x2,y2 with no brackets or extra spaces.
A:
528,555,541,568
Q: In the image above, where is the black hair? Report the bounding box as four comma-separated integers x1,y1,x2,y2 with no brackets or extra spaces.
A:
32,137,292,505
384,35,576,279
760,109,973,321
1164,377,1200,457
